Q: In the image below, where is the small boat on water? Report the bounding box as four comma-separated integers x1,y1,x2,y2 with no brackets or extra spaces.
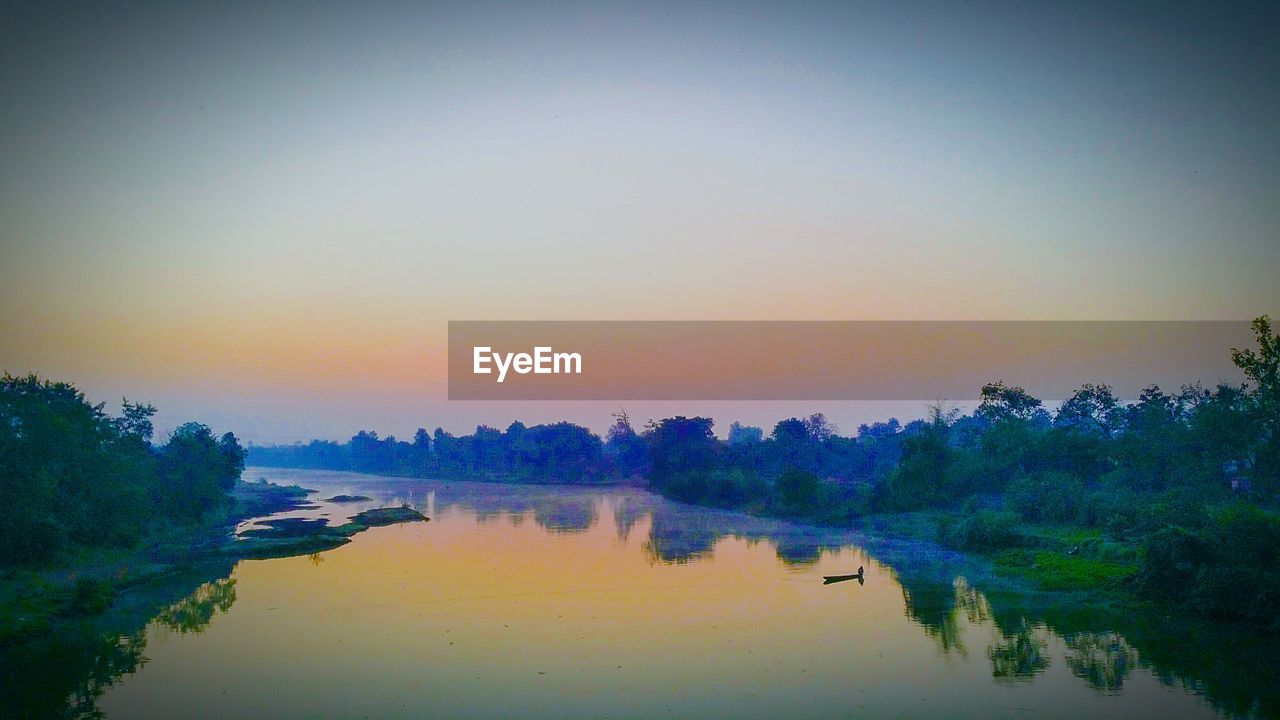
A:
822,566,865,585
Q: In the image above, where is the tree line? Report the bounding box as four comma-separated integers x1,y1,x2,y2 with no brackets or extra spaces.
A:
0,374,247,567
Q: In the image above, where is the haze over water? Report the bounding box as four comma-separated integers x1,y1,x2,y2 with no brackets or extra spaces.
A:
94,469,1225,719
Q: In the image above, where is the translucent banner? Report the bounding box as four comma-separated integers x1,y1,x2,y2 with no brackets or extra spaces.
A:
447,321,1251,400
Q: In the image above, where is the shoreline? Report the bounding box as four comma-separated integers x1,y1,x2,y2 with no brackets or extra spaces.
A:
1,480,311,647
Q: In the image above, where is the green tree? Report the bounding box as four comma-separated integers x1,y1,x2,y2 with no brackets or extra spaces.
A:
879,406,956,510
1055,383,1123,438
157,422,245,521
977,381,1044,423
1230,315,1280,495
644,417,718,503
776,468,820,508
975,382,1045,490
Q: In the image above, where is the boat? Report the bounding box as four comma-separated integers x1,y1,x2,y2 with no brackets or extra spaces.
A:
822,566,865,584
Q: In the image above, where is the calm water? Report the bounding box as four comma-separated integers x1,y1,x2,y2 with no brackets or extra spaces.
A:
65,468,1266,718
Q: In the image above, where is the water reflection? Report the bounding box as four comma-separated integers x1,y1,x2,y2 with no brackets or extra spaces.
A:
989,622,1050,682
1,565,237,719
16,469,1280,719
532,498,597,534
1064,632,1136,693
900,576,969,655
151,579,237,636
3,626,148,719
643,512,717,563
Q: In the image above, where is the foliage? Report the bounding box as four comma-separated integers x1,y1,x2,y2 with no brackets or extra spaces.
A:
994,550,1137,591
937,510,1026,552
0,374,245,568
66,578,115,616
726,421,763,445
644,417,719,502
877,407,957,511
977,380,1044,423
604,409,648,476
1135,503,1280,628
776,468,820,507
1008,471,1085,524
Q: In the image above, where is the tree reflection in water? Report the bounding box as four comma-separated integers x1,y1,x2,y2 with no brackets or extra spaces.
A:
899,575,968,656
1064,632,1136,693
151,579,238,636
988,622,1051,682
533,498,597,534
1,574,236,719
644,513,718,564
774,539,822,567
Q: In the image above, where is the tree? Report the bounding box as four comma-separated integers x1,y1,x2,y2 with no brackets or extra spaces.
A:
777,468,820,508
727,422,763,445
1230,315,1280,494
117,399,157,443
1113,385,1186,491
770,417,820,474
157,423,244,520
1055,383,1123,438
644,417,718,502
1231,315,1279,402
803,413,836,441
1,374,247,567
512,422,603,482
976,381,1043,424
219,432,246,480
412,428,431,450
879,406,956,510
604,409,648,477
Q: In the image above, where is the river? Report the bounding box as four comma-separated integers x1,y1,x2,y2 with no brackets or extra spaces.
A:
62,468,1273,718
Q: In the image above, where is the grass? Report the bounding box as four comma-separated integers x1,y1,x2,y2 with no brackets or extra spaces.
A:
993,549,1138,591
854,506,1142,595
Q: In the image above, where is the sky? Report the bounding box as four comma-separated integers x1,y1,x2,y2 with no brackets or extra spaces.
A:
1,1,1277,443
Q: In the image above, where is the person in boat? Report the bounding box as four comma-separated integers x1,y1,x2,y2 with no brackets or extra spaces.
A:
822,566,865,584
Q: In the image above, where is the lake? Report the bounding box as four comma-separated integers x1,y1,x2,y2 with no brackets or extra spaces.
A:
68,468,1271,718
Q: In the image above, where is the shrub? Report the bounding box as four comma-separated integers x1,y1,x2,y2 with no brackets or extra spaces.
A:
65,578,115,616
1135,504,1280,627
1008,471,1084,524
1134,525,1203,603
776,468,820,507
940,510,1026,552
705,469,767,508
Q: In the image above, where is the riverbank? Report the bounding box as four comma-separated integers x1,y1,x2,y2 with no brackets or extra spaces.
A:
0,480,313,646
2,478,431,718
855,507,1140,595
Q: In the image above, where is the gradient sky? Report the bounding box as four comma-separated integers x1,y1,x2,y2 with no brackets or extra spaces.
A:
2,1,1277,442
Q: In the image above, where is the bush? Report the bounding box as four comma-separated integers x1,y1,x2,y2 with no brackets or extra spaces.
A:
776,468,820,507
65,578,115,616
1133,526,1203,603
0,517,65,567
1008,471,1084,524
705,469,767,508
940,510,1026,552
1135,504,1280,627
